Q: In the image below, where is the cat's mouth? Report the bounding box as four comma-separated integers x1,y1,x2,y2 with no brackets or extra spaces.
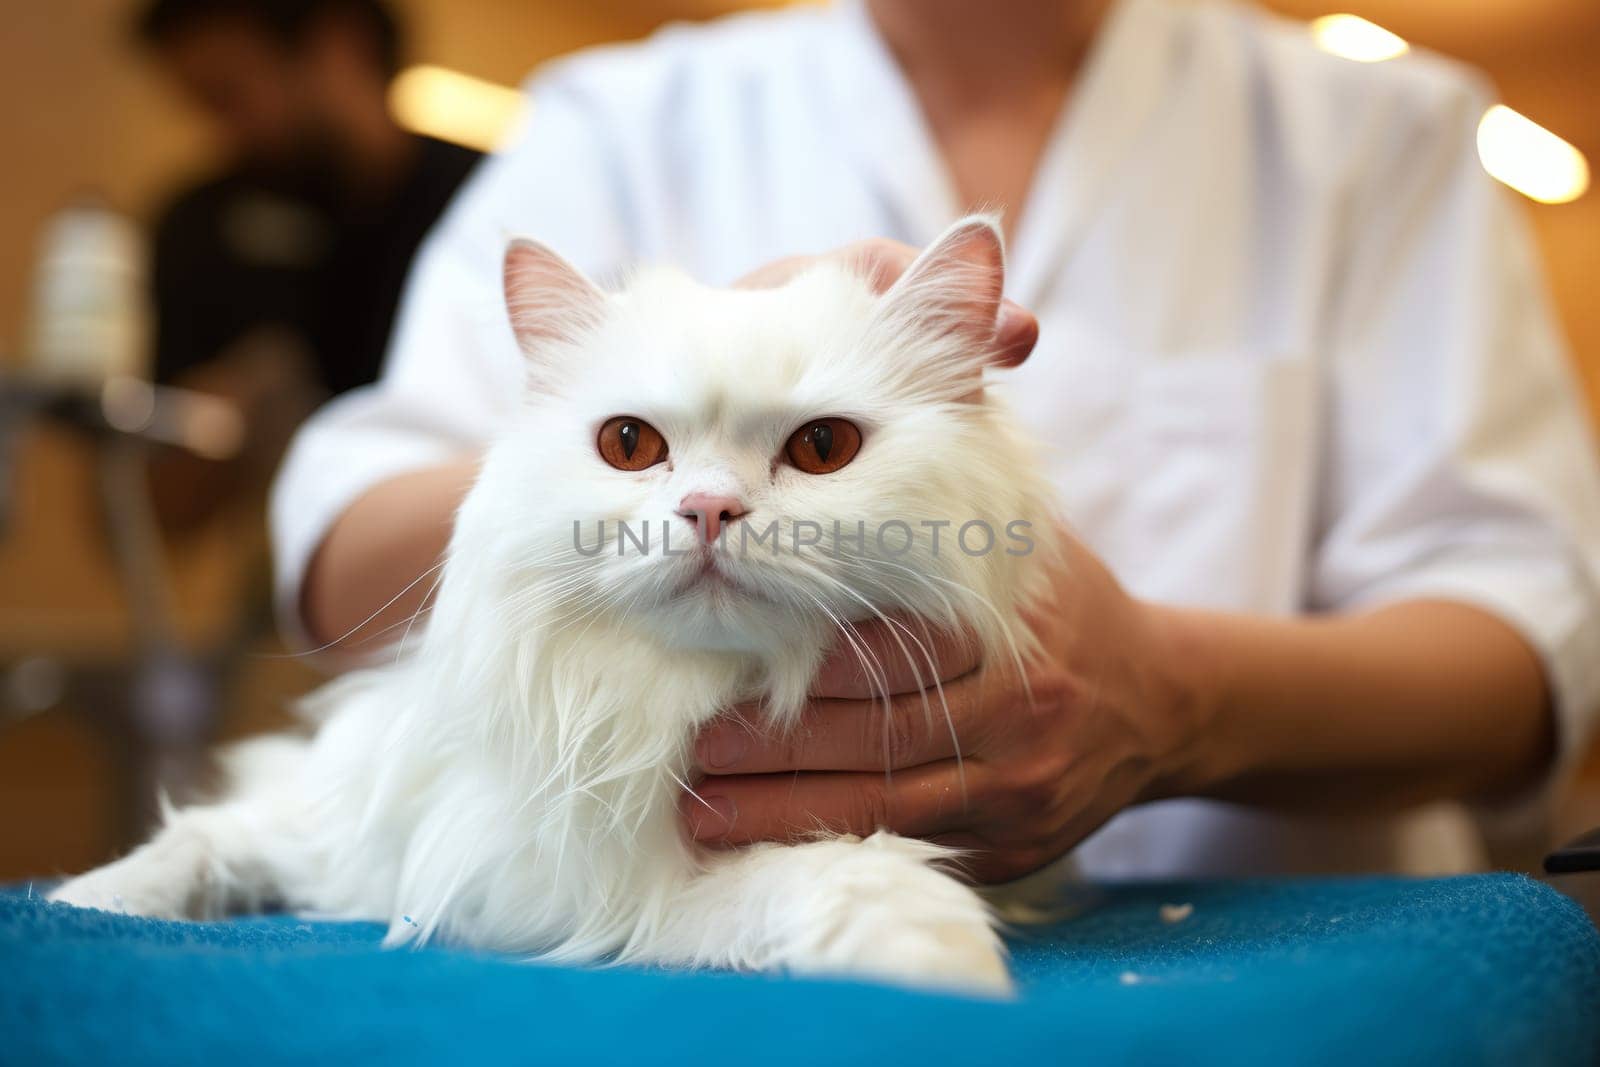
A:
671,552,767,603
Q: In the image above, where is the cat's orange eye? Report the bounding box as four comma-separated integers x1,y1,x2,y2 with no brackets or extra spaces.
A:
784,418,862,475
597,416,668,471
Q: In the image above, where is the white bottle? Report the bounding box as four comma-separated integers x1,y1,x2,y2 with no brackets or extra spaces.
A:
25,196,150,386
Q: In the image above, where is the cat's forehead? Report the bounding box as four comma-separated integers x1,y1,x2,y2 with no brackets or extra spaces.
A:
575,266,886,419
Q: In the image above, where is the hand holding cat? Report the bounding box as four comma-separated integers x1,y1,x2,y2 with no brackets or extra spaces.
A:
684,528,1208,883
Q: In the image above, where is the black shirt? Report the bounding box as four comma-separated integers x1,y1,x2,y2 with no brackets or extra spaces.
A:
150,135,482,395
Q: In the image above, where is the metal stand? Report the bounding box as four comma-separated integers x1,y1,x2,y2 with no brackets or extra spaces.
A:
1,374,246,842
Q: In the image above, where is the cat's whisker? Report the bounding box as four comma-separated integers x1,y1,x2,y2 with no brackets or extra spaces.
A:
251,556,450,660
827,548,964,624
796,566,964,799
821,556,966,729
297,603,442,659
394,563,451,664
498,580,603,632
822,550,1038,805
843,553,1034,709
495,566,613,632
793,587,892,725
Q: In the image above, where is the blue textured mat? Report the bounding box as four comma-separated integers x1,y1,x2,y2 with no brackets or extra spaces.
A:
4,874,1598,1065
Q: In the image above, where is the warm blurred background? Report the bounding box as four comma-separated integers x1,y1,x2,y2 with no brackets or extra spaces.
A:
0,0,1595,882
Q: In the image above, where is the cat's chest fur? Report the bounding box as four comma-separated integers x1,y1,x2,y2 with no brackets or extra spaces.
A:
309,621,779,953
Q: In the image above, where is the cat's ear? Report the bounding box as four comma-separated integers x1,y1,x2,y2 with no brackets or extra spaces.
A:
503,238,606,355
881,216,1006,361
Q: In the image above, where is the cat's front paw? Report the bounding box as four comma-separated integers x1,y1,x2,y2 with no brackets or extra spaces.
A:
48,857,196,920
836,909,1013,996
789,832,1013,997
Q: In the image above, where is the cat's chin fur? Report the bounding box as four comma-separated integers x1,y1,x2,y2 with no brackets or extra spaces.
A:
50,216,1066,996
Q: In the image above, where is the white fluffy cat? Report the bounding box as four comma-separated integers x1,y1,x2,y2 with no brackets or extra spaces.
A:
50,216,1063,995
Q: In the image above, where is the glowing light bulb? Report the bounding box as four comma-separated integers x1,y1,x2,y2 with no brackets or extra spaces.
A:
389,65,526,153
1311,14,1409,63
1476,105,1590,205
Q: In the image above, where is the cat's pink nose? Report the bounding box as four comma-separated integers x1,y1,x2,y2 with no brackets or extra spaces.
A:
677,493,747,545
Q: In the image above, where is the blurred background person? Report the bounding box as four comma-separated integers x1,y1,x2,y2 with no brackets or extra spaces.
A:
135,0,482,530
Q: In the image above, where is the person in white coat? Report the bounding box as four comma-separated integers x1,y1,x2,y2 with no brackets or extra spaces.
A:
270,0,1600,879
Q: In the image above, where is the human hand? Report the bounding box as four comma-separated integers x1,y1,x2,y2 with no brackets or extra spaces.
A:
680,529,1213,883
735,237,1040,368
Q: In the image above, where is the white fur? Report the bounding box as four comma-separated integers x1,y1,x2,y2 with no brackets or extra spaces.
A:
52,217,1064,996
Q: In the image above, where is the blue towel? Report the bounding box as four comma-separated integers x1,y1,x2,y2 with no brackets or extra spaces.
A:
4,874,1597,1065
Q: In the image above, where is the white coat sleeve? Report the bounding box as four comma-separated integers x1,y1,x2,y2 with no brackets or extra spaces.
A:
1308,68,1600,830
268,69,638,643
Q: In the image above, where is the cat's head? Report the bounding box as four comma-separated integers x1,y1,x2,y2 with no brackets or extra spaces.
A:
455,217,1055,712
